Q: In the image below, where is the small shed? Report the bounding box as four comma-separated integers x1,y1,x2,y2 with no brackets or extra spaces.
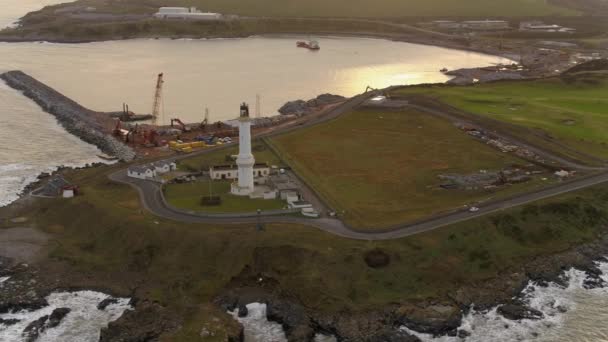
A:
39,176,71,197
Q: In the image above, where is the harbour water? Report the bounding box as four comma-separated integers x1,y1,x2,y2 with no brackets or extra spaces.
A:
0,37,508,125
0,80,106,207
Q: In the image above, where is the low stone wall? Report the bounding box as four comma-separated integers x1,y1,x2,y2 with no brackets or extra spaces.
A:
0,70,135,161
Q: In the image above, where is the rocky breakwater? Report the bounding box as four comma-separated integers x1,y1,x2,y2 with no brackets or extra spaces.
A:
0,70,135,161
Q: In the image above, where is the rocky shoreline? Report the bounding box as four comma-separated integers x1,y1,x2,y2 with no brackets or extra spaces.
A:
0,70,135,161
214,231,608,341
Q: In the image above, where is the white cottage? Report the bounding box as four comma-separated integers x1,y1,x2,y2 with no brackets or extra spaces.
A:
127,165,157,180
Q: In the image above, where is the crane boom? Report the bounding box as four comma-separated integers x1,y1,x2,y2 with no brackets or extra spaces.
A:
151,73,164,125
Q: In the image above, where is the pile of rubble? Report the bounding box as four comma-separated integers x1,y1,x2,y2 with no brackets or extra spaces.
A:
439,168,535,190
278,93,345,116
457,123,545,163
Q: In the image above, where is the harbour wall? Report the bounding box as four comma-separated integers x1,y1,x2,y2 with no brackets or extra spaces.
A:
0,70,135,161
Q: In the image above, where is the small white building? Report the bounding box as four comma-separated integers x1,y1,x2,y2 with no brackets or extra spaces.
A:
520,21,575,33
154,7,222,20
62,189,75,198
127,165,157,180
153,161,177,174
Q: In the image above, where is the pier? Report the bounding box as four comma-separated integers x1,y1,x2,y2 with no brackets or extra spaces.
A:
0,70,136,161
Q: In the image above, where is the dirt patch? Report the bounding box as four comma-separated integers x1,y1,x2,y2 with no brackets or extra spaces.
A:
0,227,50,265
364,249,391,268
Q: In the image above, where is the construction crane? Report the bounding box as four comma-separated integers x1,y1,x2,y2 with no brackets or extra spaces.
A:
200,107,209,130
151,73,164,125
255,94,261,118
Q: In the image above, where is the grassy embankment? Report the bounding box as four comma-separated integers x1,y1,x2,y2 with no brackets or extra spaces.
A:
20,0,576,19
164,140,284,212
0,0,579,42
173,0,576,17
13,160,608,340
270,108,549,229
393,72,608,160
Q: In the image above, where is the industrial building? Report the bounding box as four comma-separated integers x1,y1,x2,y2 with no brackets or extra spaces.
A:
519,21,576,33
461,20,510,31
154,7,222,20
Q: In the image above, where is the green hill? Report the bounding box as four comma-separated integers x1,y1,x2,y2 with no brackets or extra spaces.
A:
178,0,577,17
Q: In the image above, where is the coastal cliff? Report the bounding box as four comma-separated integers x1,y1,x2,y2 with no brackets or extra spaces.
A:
0,70,135,161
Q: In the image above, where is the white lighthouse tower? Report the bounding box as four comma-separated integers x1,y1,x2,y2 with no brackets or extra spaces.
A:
231,103,255,196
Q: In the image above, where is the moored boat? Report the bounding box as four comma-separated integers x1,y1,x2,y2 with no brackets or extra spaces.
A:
296,40,320,51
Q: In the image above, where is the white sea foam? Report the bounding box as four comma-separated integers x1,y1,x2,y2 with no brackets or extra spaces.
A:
0,291,131,342
229,302,337,342
401,261,608,342
229,303,287,342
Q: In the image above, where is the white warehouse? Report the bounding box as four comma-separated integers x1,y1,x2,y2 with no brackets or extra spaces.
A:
154,7,222,20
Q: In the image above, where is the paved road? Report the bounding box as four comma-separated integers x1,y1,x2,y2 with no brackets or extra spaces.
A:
109,92,608,240
110,166,608,241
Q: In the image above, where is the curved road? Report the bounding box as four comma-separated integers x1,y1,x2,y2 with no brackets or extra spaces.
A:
109,92,608,240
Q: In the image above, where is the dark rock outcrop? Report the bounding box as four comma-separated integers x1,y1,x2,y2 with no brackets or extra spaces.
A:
497,303,543,321
22,315,49,342
396,302,462,336
0,318,20,325
99,300,178,341
48,307,71,328
97,297,119,310
21,307,70,341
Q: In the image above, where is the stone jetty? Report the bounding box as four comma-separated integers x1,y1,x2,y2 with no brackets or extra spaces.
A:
0,70,135,161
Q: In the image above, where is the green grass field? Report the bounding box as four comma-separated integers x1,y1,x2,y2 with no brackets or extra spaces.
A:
270,108,539,228
180,0,576,17
164,180,285,213
393,73,608,159
34,0,577,18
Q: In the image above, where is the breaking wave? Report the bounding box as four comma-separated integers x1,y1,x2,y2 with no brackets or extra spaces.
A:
229,302,337,342
402,261,608,342
0,291,131,342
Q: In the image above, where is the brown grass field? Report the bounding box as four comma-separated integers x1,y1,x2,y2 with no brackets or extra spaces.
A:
271,108,545,229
